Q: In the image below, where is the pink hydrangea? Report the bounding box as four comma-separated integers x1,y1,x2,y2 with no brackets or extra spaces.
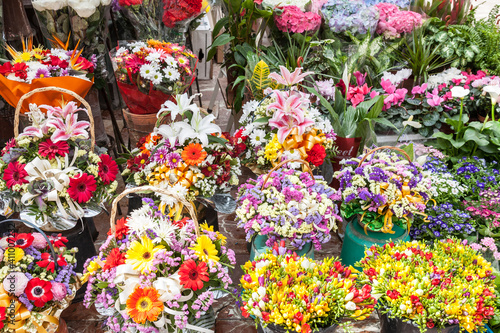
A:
51,282,68,301
31,232,48,249
3,272,29,296
375,3,422,38
274,6,321,34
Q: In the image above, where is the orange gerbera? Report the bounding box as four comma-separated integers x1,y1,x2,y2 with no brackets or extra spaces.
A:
181,143,207,165
126,286,164,324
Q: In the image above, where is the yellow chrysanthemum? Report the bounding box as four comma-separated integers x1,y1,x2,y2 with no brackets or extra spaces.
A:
264,135,282,162
126,236,164,273
4,247,24,264
82,259,102,283
190,235,219,263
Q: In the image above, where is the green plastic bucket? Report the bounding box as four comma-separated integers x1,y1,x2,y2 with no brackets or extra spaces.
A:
249,234,314,261
340,217,409,268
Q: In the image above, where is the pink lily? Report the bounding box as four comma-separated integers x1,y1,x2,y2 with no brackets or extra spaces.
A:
269,114,315,144
267,90,307,123
19,125,49,139
47,113,90,142
40,101,84,119
268,66,314,86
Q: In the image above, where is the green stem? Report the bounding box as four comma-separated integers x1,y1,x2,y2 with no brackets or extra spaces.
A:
396,125,408,143
492,102,495,122
471,115,489,157
457,98,464,139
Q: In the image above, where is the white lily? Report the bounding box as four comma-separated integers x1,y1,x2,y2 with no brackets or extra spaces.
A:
175,110,221,146
483,85,500,105
155,122,185,146
157,93,200,121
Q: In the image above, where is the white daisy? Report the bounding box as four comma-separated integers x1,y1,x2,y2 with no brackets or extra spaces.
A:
139,64,158,80
163,67,181,81
49,48,70,60
164,56,177,68
127,212,156,236
282,150,302,169
152,220,179,246
129,41,147,53
151,71,164,85
240,100,259,124
249,129,266,146
116,47,128,57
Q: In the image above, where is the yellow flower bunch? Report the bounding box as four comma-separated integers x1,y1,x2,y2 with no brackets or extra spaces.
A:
240,249,375,333
358,239,497,332
264,135,283,162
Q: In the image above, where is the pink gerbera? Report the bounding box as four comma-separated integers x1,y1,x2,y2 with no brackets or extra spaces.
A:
3,161,28,189
38,139,69,159
67,173,97,203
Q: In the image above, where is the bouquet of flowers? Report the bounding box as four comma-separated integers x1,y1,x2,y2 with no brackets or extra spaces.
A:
240,244,376,332
238,66,337,174
111,40,197,114
0,91,119,230
358,239,497,332
334,147,432,233
0,229,79,332
410,202,475,241
236,161,341,250
122,93,241,202
83,187,236,332
0,39,95,113
453,157,500,199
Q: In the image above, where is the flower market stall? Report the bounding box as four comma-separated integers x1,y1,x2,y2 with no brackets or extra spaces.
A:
1,0,500,332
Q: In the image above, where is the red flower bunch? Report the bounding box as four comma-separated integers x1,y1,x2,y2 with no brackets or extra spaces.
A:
8,233,33,249
67,173,97,203
38,139,69,159
227,129,247,158
107,217,129,240
49,234,68,247
36,253,68,273
119,0,143,5
25,278,54,307
162,0,203,28
98,154,119,185
306,144,326,167
1,138,16,157
3,161,28,189
346,84,372,108
178,259,209,291
103,248,126,271
127,153,150,173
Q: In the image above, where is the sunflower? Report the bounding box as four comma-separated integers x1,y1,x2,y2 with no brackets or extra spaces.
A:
126,236,164,273
181,143,207,166
126,286,164,324
190,235,219,263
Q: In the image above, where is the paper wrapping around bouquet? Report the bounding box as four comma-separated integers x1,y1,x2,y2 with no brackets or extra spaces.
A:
117,81,175,115
0,75,93,113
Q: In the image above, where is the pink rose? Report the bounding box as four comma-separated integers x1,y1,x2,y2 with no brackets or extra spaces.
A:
51,282,68,301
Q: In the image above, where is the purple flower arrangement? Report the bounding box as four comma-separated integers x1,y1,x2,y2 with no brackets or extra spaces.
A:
410,202,475,240
453,157,500,199
235,167,341,250
335,150,432,233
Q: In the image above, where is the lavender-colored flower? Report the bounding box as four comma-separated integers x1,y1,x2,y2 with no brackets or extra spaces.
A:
153,148,169,164
166,152,181,168
35,68,51,79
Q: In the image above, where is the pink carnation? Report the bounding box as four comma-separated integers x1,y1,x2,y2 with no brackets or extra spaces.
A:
3,272,29,296
274,6,321,34
31,233,48,249
51,282,68,301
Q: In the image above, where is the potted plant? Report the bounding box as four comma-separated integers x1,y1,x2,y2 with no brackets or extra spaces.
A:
236,159,341,260
82,186,236,332
0,219,80,333
238,66,338,179
358,239,497,333
239,243,376,333
334,146,433,266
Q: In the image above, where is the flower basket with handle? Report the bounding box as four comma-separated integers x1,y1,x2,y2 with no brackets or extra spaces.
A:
83,185,236,332
0,87,119,231
0,218,80,333
236,159,341,261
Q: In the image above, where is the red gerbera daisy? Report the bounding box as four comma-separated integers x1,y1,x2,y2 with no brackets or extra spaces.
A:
0,306,5,329
49,234,68,247
107,217,129,240
8,233,33,249
103,248,126,271
178,259,209,291
25,278,53,307
67,173,97,203
3,161,28,189
36,253,67,273
98,154,119,185
38,139,70,159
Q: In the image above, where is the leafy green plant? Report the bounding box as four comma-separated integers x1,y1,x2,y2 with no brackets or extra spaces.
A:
410,0,470,25
392,24,456,84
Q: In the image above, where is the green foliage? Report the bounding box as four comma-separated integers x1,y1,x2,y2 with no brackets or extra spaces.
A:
247,60,278,100
410,0,470,25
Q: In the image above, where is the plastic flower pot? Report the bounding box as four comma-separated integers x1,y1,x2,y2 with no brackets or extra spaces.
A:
258,323,338,333
340,216,409,268
249,234,314,261
380,313,459,333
